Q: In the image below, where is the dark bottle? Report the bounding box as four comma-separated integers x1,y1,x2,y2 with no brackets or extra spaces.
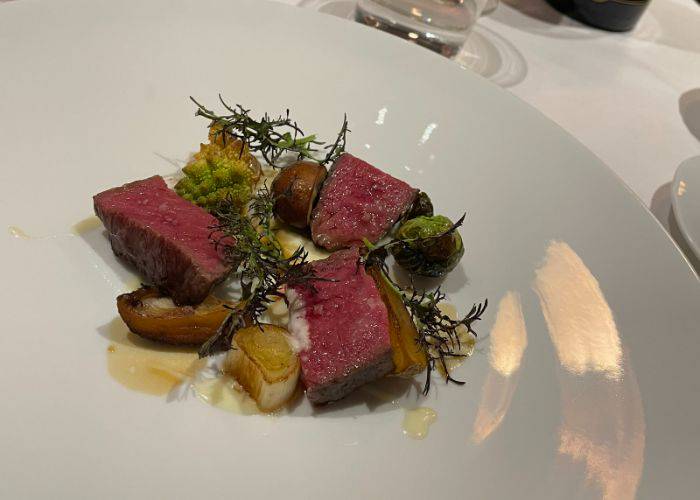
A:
546,0,651,32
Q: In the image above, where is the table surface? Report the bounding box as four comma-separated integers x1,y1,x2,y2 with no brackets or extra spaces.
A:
281,0,700,268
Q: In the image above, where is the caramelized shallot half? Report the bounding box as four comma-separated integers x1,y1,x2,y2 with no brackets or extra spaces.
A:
116,286,231,345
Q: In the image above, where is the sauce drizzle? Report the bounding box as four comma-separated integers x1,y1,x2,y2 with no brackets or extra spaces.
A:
8,226,31,239
402,407,438,439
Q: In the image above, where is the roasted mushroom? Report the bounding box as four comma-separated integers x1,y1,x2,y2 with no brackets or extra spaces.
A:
390,215,464,278
271,161,327,229
116,286,231,345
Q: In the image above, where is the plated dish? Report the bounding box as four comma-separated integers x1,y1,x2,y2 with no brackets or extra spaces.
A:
2,1,700,499
93,97,487,413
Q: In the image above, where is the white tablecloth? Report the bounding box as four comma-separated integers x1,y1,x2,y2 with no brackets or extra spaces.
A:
278,0,700,267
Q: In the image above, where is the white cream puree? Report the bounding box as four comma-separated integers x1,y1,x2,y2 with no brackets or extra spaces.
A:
142,296,177,309
284,288,310,353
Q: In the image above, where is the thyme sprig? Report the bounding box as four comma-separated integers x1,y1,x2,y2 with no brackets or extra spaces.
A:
209,183,284,299
190,95,349,168
200,186,316,358
368,257,487,395
199,250,314,357
403,288,487,395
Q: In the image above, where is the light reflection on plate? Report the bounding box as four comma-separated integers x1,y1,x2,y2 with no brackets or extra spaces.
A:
471,291,527,444
533,241,644,499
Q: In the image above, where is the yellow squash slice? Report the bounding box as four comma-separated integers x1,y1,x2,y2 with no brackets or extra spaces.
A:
368,266,428,377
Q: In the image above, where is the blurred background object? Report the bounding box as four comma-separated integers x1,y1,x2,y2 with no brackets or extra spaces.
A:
354,0,499,56
546,0,651,31
299,0,527,86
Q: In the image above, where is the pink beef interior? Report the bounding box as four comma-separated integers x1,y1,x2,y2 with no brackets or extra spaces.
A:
288,248,392,404
93,175,230,305
310,154,417,250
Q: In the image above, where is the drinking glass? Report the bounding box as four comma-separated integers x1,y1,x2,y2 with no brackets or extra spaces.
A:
355,0,498,56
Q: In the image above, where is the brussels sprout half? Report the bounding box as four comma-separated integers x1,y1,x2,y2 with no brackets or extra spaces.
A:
391,215,464,277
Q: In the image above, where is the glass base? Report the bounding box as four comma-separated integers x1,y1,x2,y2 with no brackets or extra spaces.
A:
355,4,469,58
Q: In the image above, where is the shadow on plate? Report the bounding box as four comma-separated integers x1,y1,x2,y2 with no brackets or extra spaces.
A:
454,23,528,88
77,224,143,290
649,181,700,274
288,376,424,418
97,316,199,354
391,259,469,295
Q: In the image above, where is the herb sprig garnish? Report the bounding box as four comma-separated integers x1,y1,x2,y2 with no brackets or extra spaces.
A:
190,95,349,168
199,256,314,357
199,186,317,358
404,288,487,395
364,213,487,394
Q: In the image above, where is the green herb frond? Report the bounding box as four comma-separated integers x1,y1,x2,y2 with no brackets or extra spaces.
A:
190,95,349,168
402,287,487,395
200,187,316,358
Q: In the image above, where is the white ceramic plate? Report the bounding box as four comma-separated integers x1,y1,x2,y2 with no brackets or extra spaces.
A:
672,156,700,260
1,1,699,498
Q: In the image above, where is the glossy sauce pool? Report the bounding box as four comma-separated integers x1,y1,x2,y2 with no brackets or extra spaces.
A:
104,318,260,414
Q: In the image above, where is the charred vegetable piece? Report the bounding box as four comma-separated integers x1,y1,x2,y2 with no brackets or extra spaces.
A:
116,287,231,345
225,324,300,412
367,266,427,377
391,215,464,277
271,161,327,229
405,191,434,220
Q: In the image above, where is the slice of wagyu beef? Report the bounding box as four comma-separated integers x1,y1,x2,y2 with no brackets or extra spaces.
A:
310,154,417,251
286,248,393,404
93,175,231,305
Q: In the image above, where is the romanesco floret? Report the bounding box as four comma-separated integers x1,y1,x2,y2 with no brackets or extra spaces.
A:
175,139,259,211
